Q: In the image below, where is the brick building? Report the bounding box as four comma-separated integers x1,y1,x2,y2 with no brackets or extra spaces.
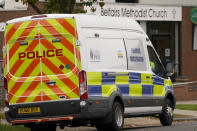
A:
84,0,197,100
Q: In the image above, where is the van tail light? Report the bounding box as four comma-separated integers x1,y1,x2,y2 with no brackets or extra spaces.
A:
78,70,88,100
4,78,9,106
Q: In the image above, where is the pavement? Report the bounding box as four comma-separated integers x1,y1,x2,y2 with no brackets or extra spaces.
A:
173,100,197,121
176,100,197,104
175,100,197,117
174,109,197,117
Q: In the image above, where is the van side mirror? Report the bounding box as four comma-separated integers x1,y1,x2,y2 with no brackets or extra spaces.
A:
165,62,174,77
166,72,173,77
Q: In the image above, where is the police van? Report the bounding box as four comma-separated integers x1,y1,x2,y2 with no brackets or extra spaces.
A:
3,14,175,131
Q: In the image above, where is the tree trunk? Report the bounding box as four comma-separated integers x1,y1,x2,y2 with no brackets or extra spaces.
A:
28,0,42,14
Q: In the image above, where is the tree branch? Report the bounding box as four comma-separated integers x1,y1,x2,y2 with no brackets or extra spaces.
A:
28,0,42,14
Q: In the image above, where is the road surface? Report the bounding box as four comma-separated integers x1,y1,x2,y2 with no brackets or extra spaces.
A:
57,121,197,131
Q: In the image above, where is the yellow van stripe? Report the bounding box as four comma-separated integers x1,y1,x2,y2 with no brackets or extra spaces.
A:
24,83,42,103
9,65,41,104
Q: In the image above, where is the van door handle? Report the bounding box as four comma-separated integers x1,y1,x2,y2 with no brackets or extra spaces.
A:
20,42,28,46
46,81,56,86
105,73,129,76
52,39,61,43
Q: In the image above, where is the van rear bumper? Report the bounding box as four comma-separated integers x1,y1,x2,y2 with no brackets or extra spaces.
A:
5,98,109,124
5,100,81,124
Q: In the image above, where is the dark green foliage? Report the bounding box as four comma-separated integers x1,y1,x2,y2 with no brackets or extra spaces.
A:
16,0,101,14
0,124,30,131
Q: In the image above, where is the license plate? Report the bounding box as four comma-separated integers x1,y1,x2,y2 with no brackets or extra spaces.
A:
18,107,40,114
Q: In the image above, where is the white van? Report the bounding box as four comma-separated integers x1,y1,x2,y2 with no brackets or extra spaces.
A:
3,14,175,131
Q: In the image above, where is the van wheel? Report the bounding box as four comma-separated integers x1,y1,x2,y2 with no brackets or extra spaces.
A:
30,123,56,131
159,99,174,126
95,102,124,131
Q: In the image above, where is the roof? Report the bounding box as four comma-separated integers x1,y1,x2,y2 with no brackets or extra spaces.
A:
6,14,145,34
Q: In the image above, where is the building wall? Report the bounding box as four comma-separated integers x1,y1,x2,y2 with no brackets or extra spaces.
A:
174,83,197,101
139,0,197,6
181,7,197,81
78,0,197,6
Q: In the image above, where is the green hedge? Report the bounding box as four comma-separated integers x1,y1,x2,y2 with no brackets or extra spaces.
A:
0,124,30,131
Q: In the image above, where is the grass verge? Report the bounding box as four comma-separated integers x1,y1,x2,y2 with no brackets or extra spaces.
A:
176,104,197,111
0,124,30,131
0,113,5,119
174,113,193,118
154,113,192,119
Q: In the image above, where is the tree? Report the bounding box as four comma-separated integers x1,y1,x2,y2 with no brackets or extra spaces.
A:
16,0,105,14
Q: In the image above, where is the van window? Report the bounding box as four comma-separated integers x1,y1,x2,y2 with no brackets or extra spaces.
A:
147,46,165,77
86,38,127,70
125,39,147,71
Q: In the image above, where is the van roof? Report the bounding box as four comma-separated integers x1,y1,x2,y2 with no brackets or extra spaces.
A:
7,14,145,34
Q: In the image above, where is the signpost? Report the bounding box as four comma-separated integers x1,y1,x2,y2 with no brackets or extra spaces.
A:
190,8,197,24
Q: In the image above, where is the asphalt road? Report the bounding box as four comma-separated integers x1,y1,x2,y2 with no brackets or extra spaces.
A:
124,121,197,131
57,121,197,131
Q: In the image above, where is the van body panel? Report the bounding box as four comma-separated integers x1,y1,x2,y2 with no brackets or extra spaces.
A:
3,14,175,126
87,71,173,97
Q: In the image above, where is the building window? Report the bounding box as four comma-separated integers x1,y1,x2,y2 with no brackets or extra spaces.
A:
116,0,138,3
193,24,197,50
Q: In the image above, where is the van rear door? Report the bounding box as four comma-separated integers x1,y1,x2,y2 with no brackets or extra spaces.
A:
6,18,80,106
6,20,42,104
39,18,80,102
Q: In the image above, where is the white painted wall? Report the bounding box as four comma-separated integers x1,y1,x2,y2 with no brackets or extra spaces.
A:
0,0,27,10
139,0,197,6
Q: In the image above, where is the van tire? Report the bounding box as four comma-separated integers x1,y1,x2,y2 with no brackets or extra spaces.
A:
30,124,56,131
159,99,174,126
95,102,124,131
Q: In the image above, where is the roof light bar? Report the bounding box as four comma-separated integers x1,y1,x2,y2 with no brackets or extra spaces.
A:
31,15,47,19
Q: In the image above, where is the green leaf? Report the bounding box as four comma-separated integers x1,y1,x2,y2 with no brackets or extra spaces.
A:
17,0,103,14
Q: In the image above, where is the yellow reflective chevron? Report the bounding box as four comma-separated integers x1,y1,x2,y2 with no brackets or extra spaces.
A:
4,18,81,104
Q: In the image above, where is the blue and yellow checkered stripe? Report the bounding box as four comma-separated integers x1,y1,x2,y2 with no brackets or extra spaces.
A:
87,72,173,97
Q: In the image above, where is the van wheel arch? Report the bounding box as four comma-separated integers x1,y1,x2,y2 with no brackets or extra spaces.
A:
108,92,124,113
113,96,124,112
165,92,176,109
99,92,124,124
95,93,124,130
